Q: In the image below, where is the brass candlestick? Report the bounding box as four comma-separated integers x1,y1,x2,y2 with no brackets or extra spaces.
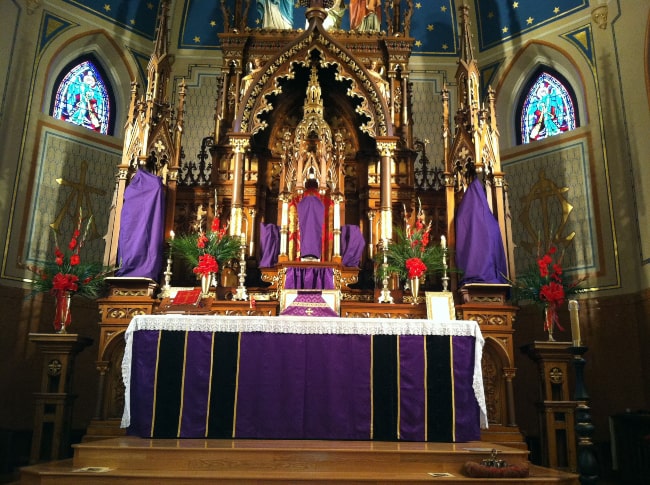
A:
233,236,248,301
377,240,393,304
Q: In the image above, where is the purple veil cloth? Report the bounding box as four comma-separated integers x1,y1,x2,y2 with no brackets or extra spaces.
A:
285,267,335,289
259,223,280,268
298,195,324,259
115,169,165,280
455,178,508,285
341,224,365,267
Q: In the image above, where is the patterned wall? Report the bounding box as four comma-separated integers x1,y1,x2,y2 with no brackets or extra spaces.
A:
503,135,618,289
24,124,121,267
174,66,222,168
410,73,448,170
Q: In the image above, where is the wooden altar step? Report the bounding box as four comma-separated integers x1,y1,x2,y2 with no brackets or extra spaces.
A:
18,437,579,484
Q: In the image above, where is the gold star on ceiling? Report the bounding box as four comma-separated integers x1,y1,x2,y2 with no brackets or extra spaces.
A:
104,4,110,12
415,40,422,47
513,1,519,8
440,6,447,12
527,17,534,25
416,2,421,8
554,7,560,14
194,36,201,43
502,26,509,33
130,19,136,25
427,24,434,31
147,2,154,9
488,11,494,19
210,20,216,27
442,43,449,50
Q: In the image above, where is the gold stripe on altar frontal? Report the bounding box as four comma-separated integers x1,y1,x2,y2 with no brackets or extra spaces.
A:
178,331,189,437
233,333,243,438
205,332,216,438
151,330,163,437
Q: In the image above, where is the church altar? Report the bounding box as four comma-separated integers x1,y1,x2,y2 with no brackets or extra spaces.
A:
121,314,487,442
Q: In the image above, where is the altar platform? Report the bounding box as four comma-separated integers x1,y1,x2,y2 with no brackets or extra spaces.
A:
18,436,579,484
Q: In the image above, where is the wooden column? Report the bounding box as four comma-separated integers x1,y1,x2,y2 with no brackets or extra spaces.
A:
376,137,398,243
28,333,92,464
523,341,578,472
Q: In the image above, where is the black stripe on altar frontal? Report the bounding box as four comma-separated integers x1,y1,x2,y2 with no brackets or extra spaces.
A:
153,331,186,438
207,332,239,438
372,335,398,440
426,335,454,442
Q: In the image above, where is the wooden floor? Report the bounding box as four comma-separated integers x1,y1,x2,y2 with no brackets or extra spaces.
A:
18,437,580,484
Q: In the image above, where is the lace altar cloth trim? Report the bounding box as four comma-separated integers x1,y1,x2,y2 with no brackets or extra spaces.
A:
121,314,486,429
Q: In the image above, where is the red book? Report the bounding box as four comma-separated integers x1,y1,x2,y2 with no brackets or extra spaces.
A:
171,289,202,306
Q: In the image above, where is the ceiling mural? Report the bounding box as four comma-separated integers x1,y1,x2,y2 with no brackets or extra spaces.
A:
61,0,590,54
476,0,588,50
62,0,162,40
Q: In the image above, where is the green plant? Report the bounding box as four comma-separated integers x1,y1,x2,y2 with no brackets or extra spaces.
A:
169,216,241,274
25,211,116,299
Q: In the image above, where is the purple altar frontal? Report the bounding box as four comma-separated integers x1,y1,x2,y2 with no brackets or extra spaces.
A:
121,315,487,442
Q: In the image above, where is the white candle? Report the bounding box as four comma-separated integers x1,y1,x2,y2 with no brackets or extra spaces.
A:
333,201,341,230
170,230,175,240
214,188,218,205
441,235,446,249
569,300,581,346
240,232,246,245
281,201,289,227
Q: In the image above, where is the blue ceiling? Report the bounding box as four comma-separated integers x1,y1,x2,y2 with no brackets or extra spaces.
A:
61,0,589,55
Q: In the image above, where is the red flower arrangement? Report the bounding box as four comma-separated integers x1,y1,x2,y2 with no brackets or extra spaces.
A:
511,245,585,336
26,212,116,299
169,216,240,278
377,201,446,282
405,257,427,279
24,211,117,331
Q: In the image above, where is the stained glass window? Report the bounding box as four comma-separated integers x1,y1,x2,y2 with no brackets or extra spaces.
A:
519,70,577,144
52,59,112,135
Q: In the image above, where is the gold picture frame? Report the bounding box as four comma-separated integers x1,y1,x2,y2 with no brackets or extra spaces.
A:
425,291,456,321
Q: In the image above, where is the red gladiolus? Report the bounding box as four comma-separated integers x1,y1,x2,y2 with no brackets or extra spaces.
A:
70,254,80,266
54,248,64,266
211,218,220,233
69,238,78,250
197,233,209,249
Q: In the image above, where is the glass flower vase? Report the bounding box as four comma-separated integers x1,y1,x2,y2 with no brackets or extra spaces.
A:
544,305,555,341
53,291,72,333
